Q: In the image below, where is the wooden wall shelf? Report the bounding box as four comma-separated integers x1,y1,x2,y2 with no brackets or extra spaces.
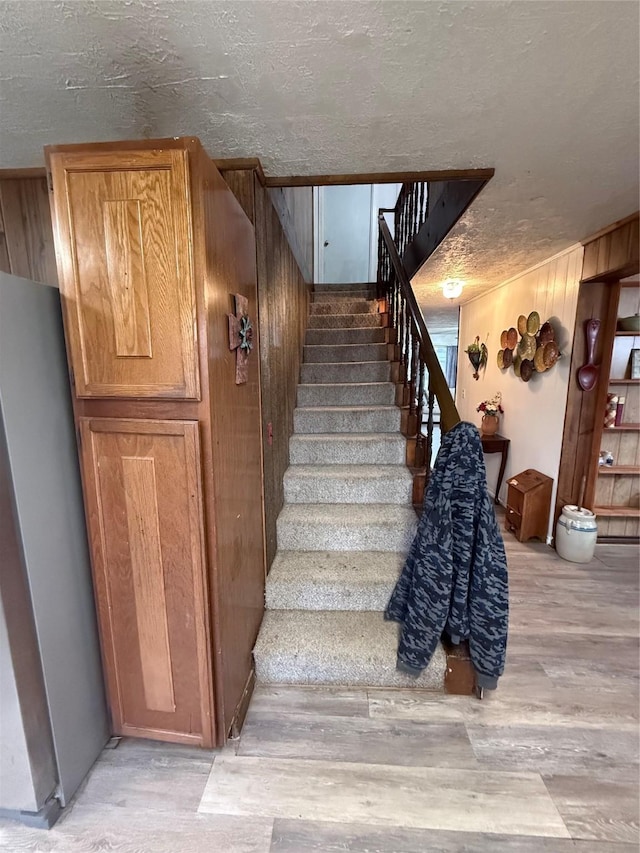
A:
615,331,640,337
609,379,640,385
603,424,640,431
594,506,640,517
598,466,640,475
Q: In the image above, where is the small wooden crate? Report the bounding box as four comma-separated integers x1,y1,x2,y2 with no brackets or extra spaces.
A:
505,469,553,542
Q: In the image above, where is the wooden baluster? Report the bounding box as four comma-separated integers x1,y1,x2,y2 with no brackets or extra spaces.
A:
426,384,435,470
398,293,407,366
376,229,383,301
418,182,426,231
403,308,411,385
416,357,426,463
409,332,419,433
412,184,419,240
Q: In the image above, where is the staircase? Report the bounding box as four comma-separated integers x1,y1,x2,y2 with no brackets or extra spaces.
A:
253,282,446,689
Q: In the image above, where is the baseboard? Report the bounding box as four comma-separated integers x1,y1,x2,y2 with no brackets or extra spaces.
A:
228,666,256,741
0,796,62,829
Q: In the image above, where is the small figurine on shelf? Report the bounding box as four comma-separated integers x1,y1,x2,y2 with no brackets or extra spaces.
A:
599,450,614,467
477,392,504,436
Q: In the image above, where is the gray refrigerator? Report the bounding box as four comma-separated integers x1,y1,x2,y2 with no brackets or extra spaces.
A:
0,272,108,827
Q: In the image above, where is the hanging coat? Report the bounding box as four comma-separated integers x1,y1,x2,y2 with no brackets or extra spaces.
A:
385,421,509,689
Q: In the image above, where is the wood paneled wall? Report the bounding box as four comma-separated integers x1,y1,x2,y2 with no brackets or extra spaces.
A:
219,166,311,569
256,178,311,568
0,176,58,285
268,185,313,283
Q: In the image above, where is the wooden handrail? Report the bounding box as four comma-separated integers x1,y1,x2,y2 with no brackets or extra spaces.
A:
378,213,460,434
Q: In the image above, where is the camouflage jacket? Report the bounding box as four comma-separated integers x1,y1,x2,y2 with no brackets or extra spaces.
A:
385,421,509,689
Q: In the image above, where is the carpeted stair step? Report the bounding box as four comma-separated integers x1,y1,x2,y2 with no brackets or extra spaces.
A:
297,382,395,408
305,327,385,346
276,503,417,552
265,551,404,611
314,282,376,293
283,464,412,504
301,361,390,384
308,313,380,329
303,343,387,363
253,610,445,688
313,289,374,301
294,405,400,434
310,300,378,316
289,432,406,465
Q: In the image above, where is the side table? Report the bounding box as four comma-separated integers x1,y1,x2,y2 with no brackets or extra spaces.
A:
480,433,510,504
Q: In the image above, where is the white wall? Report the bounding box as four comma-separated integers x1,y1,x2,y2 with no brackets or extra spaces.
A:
456,245,584,540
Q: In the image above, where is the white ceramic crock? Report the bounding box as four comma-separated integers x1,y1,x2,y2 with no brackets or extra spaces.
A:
555,505,598,564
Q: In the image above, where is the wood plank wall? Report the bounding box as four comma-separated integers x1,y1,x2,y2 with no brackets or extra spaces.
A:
218,167,311,570
256,178,311,568
0,177,58,285
267,185,313,283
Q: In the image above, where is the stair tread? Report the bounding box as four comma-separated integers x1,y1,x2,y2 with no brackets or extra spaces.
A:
295,404,399,413
285,464,412,481
298,382,393,390
253,610,445,688
290,432,405,443
278,502,416,523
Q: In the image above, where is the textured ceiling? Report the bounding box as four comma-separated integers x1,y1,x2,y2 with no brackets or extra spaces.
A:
0,0,638,329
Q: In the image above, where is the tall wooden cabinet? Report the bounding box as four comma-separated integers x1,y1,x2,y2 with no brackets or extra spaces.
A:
557,212,639,542
46,139,266,747
593,281,640,537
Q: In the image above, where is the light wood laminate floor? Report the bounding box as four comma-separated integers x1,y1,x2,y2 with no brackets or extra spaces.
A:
1,536,638,852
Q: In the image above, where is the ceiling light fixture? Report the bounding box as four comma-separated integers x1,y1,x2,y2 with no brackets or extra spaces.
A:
442,279,464,299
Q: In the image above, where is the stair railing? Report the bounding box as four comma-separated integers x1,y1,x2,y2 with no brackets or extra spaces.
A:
377,212,460,471
394,181,428,258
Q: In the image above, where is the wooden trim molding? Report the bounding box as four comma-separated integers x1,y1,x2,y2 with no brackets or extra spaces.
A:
213,158,266,185
581,210,640,245
0,167,47,179
263,167,495,188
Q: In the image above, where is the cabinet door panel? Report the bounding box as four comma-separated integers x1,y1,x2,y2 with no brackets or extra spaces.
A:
49,150,199,398
80,418,213,745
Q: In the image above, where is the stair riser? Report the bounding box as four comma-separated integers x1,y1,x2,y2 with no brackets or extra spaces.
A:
314,282,375,293
310,301,378,316
308,313,381,329
289,436,406,465
294,408,400,434
297,384,395,407
276,518,415,552
304,344,387,363
266,582,392,611
313,290,374,301
305,328,385,346
283,475,412,505
301,362,390,384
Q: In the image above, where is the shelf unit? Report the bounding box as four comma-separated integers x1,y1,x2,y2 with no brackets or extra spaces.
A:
594,283,640,538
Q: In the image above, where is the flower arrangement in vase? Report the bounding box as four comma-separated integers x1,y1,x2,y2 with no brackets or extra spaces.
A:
477,392,504,435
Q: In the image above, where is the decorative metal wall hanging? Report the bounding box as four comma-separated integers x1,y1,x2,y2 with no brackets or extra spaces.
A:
228,293,253,384
465,336,488,380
